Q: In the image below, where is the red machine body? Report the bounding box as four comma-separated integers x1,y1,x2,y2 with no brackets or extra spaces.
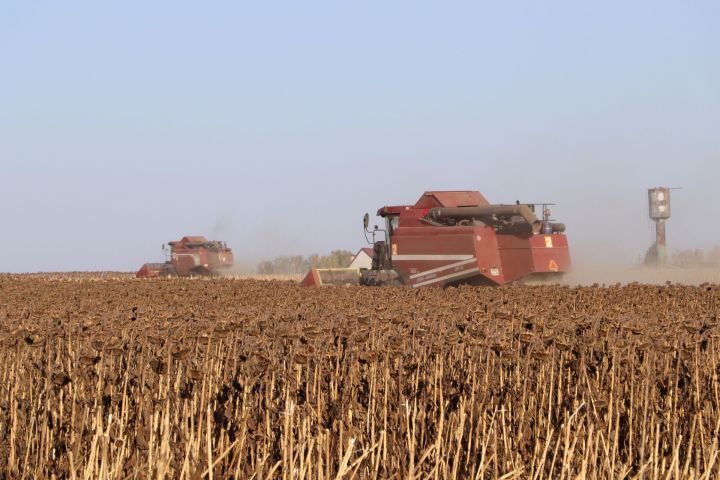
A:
136,236,234,278
379,191,570,287
302,190,571,288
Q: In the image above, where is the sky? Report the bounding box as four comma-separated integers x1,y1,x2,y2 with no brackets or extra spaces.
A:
1,1,719,272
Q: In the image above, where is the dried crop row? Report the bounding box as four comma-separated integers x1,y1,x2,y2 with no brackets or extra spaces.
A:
1,277,720,479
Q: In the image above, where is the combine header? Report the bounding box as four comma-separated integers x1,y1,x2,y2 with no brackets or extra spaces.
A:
302,191,570,287
136,236,234,278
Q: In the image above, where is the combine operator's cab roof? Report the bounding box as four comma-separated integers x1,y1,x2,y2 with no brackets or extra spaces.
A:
377,190,490,217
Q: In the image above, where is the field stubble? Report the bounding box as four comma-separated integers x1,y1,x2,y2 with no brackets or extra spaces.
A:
1,276,720,479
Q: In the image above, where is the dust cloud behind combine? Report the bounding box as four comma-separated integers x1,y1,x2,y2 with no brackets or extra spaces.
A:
562,262,720,286
559,242,720,286
529,189,720,286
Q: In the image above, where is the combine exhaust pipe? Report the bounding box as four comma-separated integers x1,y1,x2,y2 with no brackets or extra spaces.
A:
427,205,542,234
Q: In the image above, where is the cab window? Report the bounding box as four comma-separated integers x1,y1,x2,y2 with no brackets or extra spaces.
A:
386,215,399,236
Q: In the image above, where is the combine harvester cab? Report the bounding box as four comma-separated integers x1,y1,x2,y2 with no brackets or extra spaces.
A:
136,236,234,278
303,190,571,287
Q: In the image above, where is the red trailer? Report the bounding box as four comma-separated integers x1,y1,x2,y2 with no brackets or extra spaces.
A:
136,236,234,278
303,191,570,287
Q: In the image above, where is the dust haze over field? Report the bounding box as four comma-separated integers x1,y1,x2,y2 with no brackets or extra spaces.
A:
538,229,720,286
562,261,720,286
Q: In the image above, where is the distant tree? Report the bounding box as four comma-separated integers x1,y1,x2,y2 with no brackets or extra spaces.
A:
306,254,320,269
257,260,275,275
708,246,720,267
323,250,354,268
256,250,354,274
643,244,658,266
671,249,705,268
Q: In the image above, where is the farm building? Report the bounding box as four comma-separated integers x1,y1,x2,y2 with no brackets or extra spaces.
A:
349,248,373,269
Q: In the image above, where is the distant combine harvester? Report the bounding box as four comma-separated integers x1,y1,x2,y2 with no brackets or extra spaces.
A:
136,236,234,278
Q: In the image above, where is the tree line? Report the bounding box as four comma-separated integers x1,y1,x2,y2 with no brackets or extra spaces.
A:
256,250,354,274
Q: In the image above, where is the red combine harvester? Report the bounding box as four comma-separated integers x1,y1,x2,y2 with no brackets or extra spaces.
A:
136,236,234,278
303,191,570,287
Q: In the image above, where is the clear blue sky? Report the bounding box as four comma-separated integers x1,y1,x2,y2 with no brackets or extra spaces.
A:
2,1,719,272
